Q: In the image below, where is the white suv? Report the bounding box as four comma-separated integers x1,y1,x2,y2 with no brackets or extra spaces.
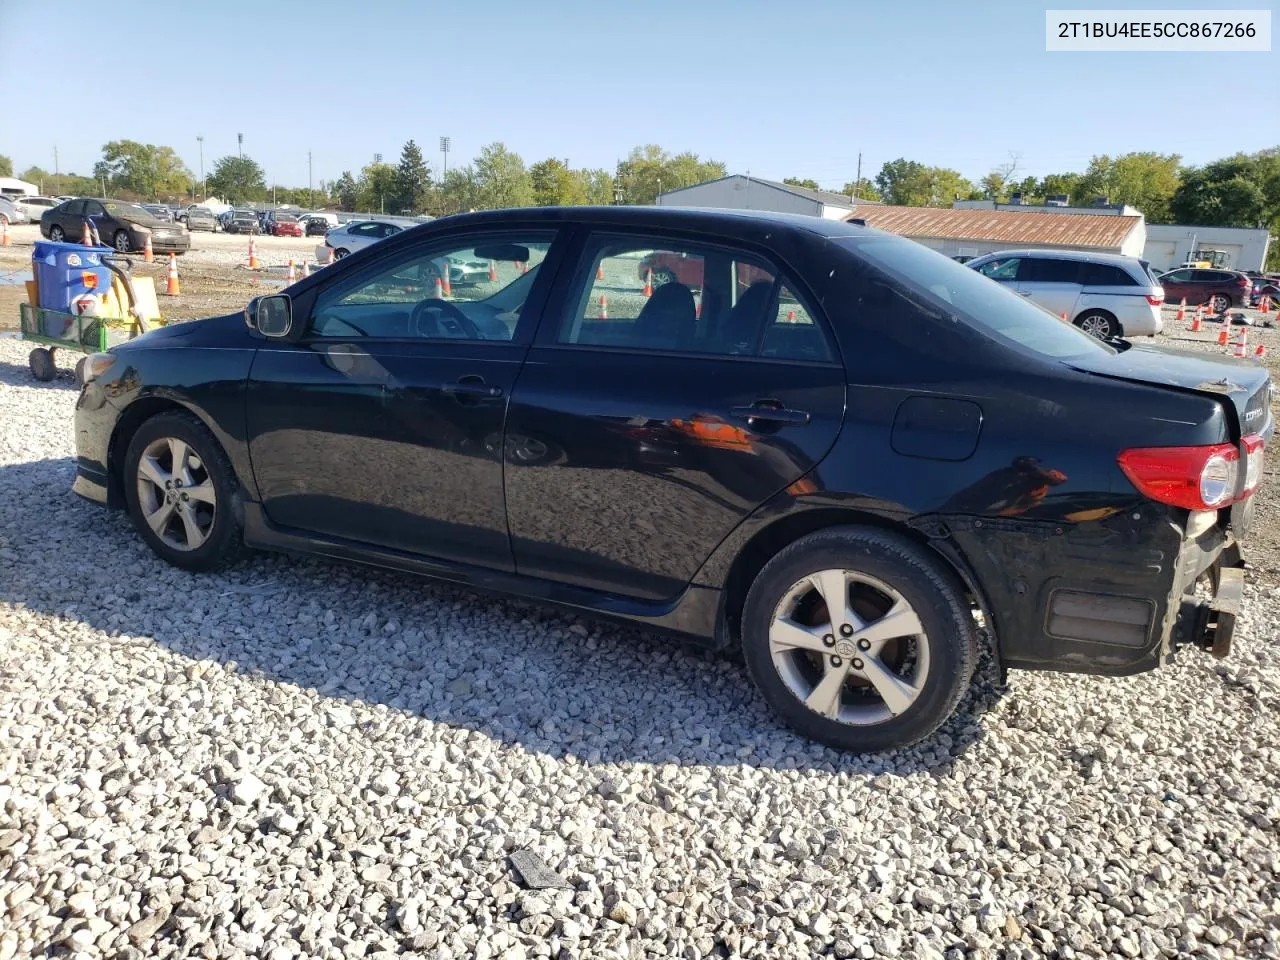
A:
967,249,1164,339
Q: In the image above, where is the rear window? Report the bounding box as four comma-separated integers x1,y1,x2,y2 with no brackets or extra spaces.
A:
1078,263,1139,287
840,235,1115,360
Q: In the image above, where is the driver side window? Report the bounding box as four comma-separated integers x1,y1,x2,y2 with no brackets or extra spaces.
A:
308,235,553,341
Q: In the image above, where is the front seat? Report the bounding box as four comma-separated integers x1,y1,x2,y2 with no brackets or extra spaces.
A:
634,282,696,350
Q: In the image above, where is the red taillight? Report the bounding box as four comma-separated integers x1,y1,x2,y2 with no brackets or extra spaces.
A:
1236,277,1249,286
1146,294,1164,306
1118,435,1264,510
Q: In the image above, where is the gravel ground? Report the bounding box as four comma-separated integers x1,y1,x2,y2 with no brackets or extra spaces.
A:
2,335,1280,959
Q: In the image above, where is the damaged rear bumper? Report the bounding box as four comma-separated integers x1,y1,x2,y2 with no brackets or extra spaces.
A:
1173,561,1243,660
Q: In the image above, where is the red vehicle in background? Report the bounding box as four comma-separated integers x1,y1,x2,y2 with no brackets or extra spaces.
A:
638,250,773,290
1156,267,1252,313
270,214,304,238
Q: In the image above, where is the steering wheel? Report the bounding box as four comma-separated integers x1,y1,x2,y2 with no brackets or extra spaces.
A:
411,298,483,339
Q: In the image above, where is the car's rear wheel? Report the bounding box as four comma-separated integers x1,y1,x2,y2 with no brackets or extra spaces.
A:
113,230,131,252
49,225,64,242
652,267,678,286
124,411,243,572
741,527,977,752
1075,311,1118,339
1210,293,1230,314
334,248,350,259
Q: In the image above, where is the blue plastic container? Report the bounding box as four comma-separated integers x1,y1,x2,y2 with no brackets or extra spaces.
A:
32,240,112,315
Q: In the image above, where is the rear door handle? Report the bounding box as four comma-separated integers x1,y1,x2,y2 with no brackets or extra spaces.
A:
730,401,810,425
443,376,503,399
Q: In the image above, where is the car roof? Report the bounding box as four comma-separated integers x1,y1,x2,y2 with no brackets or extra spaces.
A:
423,205,876,240
970,248,1143,265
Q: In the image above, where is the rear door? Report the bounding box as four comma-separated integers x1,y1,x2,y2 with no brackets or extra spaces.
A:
503,229,846,601
1015,257,1082,318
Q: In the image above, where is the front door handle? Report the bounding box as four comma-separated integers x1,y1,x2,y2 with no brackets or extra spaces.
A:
443,375,503,399
730,400,810,425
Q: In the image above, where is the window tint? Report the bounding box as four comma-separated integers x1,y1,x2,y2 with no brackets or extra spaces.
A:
974,257,1020,281
62,200,86,216
1163,269,1193,282
349,223,378,236
844,235,1114,360
1024,258,1081,283
308,235,552,340
1192,270,1225,283
1078,262,1138,287
558,237,832,361
83,201,104,216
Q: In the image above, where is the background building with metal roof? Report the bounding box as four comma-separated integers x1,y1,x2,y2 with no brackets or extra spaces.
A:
656,175,877,221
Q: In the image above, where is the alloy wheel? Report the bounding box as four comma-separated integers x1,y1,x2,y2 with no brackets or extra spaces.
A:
115,231,130,252
1211,294,1229,313
135,436,217,551
1079,314,1112,338
49,225,64,241
768,570,930,725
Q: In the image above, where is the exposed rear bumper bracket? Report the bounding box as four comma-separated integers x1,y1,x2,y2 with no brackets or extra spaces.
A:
1175,565,1243,660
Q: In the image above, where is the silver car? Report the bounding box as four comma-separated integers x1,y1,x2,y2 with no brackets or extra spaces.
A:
323,220,407,258
186,207,220,232
16,196,59,220
0,197,30,226
967,249,1164,339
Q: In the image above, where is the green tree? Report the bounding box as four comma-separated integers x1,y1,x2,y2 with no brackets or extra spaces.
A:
530,158,586,206
783,177,821,190
474,142,532,209
1070,152,1181,221
0,155,11,177
332,171,359,211
391,140,431,214
615,145,725,205
20,166,51,191
840,179,881,201
92,140,192,200
438,166,481,215
207,155,267,204
876,159,973,206
580,168,615,205
1170,150,1280,230
1038,172,1081,201
356,162,399,213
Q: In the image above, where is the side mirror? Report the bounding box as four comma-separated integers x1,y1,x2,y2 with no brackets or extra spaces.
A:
249,294,292,337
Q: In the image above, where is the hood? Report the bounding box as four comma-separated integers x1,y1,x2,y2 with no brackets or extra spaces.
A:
1067,341,1272,438
112,312,256,350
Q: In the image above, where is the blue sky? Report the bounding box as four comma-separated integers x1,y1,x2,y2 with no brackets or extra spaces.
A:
2,0,1276,192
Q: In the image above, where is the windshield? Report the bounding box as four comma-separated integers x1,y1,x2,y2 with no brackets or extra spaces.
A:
103,201,156,221
839,235,1116,360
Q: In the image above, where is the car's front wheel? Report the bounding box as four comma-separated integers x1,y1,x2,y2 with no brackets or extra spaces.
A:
1210,293,1231,314
334,248,350,259
1075,311,1118,339
741,527,976,752
49,224,64,242
124,411,243,572
114,230,131,252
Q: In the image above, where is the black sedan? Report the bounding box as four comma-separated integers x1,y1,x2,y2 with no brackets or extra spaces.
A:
70,207,1272,752
41,198,190,254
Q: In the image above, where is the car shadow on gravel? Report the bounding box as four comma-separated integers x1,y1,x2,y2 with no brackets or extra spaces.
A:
0,356,79,388
0,458,1005,777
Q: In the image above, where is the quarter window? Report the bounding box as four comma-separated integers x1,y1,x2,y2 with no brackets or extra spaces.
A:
308,235,552,340
558,236,832,361
975,258,1021,281
1078,263,1138,286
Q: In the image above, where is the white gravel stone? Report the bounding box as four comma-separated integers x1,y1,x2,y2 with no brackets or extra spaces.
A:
2,335,1280,959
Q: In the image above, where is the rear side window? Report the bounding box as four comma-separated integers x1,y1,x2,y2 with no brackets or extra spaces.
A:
1024,259,1081,283
558,236,833,362
1079,263,1139,287
843,235,1115,360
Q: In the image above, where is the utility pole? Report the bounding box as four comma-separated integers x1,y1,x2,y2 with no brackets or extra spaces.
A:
853,152,862,202
237,133,244,159
197,135,205,199
440,136,450,180
308,150,313,209
53,146,59,196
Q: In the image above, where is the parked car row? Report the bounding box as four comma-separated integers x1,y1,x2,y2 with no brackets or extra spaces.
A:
38,198,190,254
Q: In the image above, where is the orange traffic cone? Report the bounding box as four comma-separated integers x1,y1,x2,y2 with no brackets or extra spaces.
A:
643,269,653,297
286,259,296,283
165,253,180,296
433,276,444,299
1233,329,1248,358
1255,343,1267,359
596,263,605,281
1060,311,1068,321
441,270,452,297
1218,316,1230,346
488,260,498,282
695,299,701,319
324,245,335,266
143,233,154,263
0,219,8,247
1176,298,1186,322
598,294,608,319
303,260,312,278
787,310,796,322
1190,310,1202,333
82,220,94,247
248,238,259,269
1262,295,1272,315
520,260,529,275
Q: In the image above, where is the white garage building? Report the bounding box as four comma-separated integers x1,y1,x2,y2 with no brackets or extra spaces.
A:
1142,224,1272,273
656,175,866,220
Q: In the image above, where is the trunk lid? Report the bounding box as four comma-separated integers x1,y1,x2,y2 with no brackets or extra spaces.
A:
1066,341,1273,439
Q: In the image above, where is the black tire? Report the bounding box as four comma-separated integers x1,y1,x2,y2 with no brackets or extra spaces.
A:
652,267,678,286
741,527,977,753
334,248,350,260
113,230,131,253
1074,311,1119,339
49,224,65,242
74,356,87,387
28,347,56,382
1210,293,1230,314
123,411,244,572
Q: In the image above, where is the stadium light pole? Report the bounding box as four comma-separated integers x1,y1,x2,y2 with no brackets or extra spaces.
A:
196,136,205,199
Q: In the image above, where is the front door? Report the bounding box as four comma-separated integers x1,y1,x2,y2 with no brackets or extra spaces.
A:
1159,268,1195,304
245,229,562,570
504,230,846,601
